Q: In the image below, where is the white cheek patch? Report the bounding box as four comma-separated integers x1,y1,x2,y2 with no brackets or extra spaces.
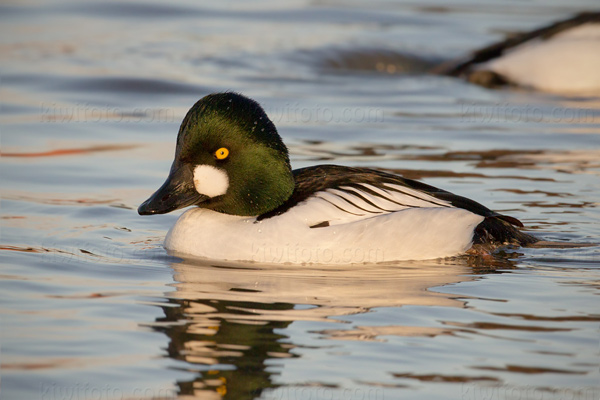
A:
193,165,229,198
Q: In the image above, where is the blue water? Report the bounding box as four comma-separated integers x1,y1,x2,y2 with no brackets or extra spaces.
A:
1,1,599,399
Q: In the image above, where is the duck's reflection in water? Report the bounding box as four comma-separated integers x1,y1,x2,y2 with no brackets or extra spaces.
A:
150,256,507,399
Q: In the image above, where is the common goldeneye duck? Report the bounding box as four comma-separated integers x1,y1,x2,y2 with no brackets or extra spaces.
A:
138,92,537,264
439,12,600,95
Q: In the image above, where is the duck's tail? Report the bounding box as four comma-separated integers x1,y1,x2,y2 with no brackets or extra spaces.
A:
472,216,596,250
473,216,538,247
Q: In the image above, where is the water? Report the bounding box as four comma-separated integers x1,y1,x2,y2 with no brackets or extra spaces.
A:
1,1,599,399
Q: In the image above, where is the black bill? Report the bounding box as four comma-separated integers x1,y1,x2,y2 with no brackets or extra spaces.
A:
138,164,206,215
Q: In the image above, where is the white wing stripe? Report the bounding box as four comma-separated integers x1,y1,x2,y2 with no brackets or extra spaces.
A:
339,183,437,210
288,180,456,228
327,188,385,214
315,192,366,216
383,183,451,208
336,186,400,212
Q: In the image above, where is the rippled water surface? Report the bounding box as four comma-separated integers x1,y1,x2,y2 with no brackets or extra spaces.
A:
1,1,599,399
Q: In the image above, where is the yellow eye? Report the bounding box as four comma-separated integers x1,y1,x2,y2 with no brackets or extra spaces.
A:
214,147,229,160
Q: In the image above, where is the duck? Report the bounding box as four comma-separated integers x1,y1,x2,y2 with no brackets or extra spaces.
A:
437,12,600,95
138,92,537,264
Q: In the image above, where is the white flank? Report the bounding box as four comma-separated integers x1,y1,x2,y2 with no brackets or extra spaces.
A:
193,165,229,198
480,23,600,95
164,206,484,264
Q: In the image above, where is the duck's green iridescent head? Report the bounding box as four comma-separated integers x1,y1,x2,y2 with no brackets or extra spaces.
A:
138,92,295,217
